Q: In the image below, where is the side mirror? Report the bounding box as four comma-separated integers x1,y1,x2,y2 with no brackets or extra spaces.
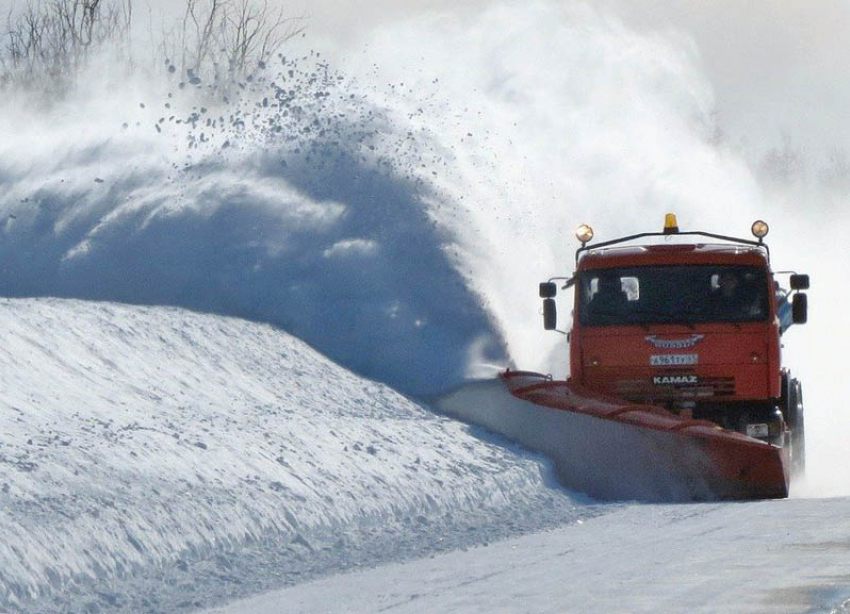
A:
790,274,810,290
543,298,557,330
539,282,557,298
792,293,808,324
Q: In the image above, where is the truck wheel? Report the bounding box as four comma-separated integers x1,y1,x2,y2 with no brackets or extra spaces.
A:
789,379,806,477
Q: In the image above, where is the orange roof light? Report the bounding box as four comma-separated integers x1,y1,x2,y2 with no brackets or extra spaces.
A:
663,213,679,234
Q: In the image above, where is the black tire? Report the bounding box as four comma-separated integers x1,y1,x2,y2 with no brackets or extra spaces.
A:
788,378,806,477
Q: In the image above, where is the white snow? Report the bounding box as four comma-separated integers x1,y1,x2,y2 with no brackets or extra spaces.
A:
323,239,380,259
203,497,850,614
0,298,585,613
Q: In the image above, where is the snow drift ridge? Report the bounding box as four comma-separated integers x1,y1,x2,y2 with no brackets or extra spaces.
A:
0,298,582,612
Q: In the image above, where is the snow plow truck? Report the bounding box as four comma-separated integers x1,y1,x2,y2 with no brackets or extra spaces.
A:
439,215,808,501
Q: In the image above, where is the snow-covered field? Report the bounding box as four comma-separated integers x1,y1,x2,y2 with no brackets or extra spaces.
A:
0,298,586,613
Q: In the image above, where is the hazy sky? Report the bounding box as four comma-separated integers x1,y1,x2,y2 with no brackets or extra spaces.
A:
308,0,849,157
605,0,850,156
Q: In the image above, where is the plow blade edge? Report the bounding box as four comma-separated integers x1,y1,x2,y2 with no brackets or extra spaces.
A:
436,371,788,502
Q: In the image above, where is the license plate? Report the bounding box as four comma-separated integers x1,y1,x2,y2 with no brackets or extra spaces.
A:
650,354,698,366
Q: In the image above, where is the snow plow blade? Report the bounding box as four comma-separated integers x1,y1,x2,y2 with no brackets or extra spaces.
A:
436,370,789,502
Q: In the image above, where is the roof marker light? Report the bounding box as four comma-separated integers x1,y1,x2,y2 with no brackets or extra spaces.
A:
751,220,769,240
576,224,594,245
663,213,679,234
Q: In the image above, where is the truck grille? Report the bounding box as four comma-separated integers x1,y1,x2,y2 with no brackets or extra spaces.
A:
616,376,736,400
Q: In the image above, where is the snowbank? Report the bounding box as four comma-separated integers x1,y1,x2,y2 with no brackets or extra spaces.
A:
0,298,584,612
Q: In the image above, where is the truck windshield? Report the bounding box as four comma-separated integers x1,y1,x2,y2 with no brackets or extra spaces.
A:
578,265,770,326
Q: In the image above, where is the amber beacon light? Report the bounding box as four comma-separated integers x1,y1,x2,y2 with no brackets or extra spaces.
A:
663,213,680,234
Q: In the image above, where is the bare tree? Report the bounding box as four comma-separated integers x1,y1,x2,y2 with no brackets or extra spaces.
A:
181,0,221,78
2,0,133,91
222,0,303,77
176,0,304,84
1,0,301,94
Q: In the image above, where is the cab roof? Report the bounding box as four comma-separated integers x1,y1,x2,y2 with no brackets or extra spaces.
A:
577,243,770,271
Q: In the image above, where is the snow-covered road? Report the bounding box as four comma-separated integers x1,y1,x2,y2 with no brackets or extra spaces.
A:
205,497,850,614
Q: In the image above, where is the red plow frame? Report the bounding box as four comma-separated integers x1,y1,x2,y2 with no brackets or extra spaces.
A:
437,371,789,501
503,370,789,500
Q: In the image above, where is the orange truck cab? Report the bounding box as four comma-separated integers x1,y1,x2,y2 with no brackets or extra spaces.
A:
540,216,809,474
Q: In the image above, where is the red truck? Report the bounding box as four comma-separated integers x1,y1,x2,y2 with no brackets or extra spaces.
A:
438,215,808,499
539,215,809,481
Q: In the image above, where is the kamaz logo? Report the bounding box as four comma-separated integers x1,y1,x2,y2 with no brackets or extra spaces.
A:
645,334,705,349
653,375,698,385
